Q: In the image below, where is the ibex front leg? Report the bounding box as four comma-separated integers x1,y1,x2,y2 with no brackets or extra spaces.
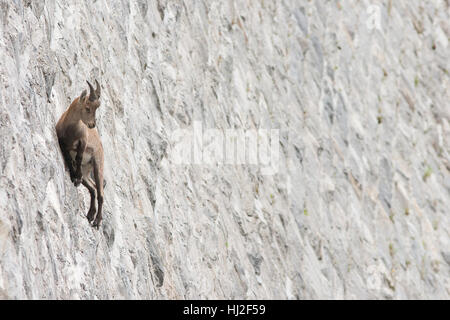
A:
73,140,86,187
58,138,77,183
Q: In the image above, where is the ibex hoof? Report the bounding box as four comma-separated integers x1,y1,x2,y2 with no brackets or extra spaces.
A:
87,210,96,223
92,219,101,229
73,178,82,187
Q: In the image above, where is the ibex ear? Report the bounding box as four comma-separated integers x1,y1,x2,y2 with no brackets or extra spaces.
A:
80,89,87,102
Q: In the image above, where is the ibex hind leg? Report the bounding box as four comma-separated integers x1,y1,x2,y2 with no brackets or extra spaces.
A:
82,177,97,223
92,161,104,229
90,172,106,188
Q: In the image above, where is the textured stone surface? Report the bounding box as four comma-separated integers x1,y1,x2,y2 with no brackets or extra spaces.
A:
0,0,449,299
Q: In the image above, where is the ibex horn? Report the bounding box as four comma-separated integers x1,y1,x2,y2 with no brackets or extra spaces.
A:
95,79,101,98
87,80,96,101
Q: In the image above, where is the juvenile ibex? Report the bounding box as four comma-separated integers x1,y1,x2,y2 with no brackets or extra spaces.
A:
56,80,105,229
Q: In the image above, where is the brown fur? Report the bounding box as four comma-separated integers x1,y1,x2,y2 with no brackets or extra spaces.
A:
56,80,105,229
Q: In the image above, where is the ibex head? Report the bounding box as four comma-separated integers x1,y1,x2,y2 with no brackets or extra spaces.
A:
79,79,101,129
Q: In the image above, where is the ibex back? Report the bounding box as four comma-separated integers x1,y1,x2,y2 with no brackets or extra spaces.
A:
56,80,105,229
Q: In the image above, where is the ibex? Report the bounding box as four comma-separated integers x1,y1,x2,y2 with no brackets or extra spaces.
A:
56,80,105,229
